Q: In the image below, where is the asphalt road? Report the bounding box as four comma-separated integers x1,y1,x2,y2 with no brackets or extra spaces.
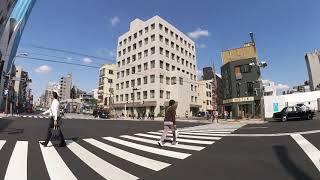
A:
1,116,320,180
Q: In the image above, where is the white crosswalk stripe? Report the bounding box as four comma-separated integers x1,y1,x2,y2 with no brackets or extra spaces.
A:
0,140,5,150
5,141,28,180
66,140,138,180
148,132,222,140
40,142,77,180
84,138,170,171
135,133,214,145
104,137,191,159
121,135,205,151
179,129,236,133
0,126,240,179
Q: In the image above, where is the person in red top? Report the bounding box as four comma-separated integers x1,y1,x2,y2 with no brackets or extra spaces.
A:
158,100,178,147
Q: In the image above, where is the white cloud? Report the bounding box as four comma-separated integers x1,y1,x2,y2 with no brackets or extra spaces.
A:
200,44,206,48
188,28,210,40
34,65,52,74
83,57,93,64
110,16,120,26
97,48,116,58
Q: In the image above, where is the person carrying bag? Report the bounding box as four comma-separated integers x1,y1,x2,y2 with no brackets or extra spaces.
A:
158,100,178,147
40,92,66,147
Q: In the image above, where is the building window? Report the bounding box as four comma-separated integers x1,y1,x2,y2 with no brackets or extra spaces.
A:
143,76,148,84
144,50,148,57
139,30,143,36
191,84,194,91
165,27,168,34
137,92,141,100
133,43,136,50
116,95,119,102
151,34,155,41
118,51,121,57
159,35,163,42
151,23,155,30
121,71,124,77
160,90,164,98
126,69,130,76
143,91,147,99
122,59,125,66
241,64,251,73
138,65,141,72
172,65,175,71
134,33,137,39
131,93,134,100
151,60,155,68
160,75,164,83
137,78,141,86
126,81,129,88
166,77,170,85
191,96,194,102
132,54,136,62
128,46,131,53
117,72,120,79
160,47,163,55
171,77,176,84
179,77,183,85
127,57,130,64
125,94,129,101
131,79,135,87
235,66,242,80
132,67,136,74
165,50,169,58
171,53,175,60
144,62,148,70
144,37,149,45
165,38,169,45
166,63,170,71
166,91,170,99
145,26,149,33
120,95,123,101
150,90,155,98
116,84,119,90
150,75,155,83
117,62,120,67
247,82,254,96
151,47,155,54
160,61,164,69
177,56,180,63
171,42,174,48
138,52,142,59
159,23,163,30
119,42,122,47
121,82,124,89
128,36,132,42
139,40,142,47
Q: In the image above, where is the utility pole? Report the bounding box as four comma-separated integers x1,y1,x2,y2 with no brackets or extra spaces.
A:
212,60,218,123
132,87,139,119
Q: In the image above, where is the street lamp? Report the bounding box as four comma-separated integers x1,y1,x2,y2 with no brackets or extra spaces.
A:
5,53,28,114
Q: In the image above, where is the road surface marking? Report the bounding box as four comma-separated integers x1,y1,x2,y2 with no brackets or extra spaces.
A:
159,130,232,134
179,129,237,132
23,115,27,118
67,140,138,180
135,133,214,145
103,137,191,159
0,140,5,150
83,138,170,171
291,134,320,172
148,132,222,140
5,141,28,180
40,142,77,180
161,131,230,137
121,135,205,151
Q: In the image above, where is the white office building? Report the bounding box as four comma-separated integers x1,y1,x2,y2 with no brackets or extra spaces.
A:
59,73,72,101
305,50,320,91
98,63,115,107
113,16,198,117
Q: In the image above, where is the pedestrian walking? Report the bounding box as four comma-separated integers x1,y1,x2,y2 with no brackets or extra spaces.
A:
40,92,66,147
148,112,152,119
224,110,229,121
158,100,178,147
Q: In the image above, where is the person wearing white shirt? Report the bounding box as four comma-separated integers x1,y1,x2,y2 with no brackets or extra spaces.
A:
40,92,66,147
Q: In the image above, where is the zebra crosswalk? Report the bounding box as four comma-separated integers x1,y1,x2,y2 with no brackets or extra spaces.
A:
0,126,239,180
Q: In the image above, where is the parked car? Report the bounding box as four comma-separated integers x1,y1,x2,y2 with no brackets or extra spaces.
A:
98,110,109,119
273,106,315,122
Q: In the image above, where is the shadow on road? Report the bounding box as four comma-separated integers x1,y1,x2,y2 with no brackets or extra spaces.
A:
273,145,312,180
0,119,16,134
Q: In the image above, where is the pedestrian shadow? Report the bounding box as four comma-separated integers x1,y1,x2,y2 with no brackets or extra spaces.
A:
273,145,313,180
0,119,18,134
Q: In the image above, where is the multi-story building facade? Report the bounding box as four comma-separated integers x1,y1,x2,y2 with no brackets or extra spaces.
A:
221,35,262,119
0,0,36,109
113,16,198,117
59,73,72,101
98,63,115,107
13,66,31,111
305,50,320,91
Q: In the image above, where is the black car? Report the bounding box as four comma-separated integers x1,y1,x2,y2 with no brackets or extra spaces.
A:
273,106,315,122
98,110,109,119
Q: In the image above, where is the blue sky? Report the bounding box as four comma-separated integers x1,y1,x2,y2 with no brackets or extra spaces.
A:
16,0,320,99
